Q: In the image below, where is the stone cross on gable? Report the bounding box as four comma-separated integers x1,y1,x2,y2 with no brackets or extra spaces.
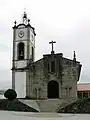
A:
49,41,56,54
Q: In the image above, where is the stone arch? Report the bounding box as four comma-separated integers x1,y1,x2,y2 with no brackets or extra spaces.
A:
17,42,24,60
48,80,59,98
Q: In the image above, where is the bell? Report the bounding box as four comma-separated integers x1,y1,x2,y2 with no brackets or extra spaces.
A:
20,51,24,57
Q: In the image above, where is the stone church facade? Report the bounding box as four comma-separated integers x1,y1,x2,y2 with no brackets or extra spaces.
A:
12,12,82,100
26,53,81,99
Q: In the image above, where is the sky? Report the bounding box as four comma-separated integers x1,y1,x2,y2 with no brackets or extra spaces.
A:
0,0,90,89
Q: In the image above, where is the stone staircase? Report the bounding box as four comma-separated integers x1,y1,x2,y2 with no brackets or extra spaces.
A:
19,99,40,112
36,99,67,112
19,98,76,112
56,98,76,112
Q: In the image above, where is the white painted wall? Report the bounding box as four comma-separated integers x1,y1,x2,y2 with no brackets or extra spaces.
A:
14,27,35,61
30,29,35,45
15,43,17,60
29,29,35,61
12,24,36,99
15,72,26,98
29,42,32,59
15,60,27,68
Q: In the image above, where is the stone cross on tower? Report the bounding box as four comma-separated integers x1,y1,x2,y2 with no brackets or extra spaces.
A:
49,41,56,54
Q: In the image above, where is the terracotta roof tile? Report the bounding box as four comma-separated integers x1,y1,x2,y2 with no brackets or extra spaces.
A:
77,83,90,91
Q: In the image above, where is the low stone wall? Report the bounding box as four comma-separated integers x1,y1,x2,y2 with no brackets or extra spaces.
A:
58,98,90,113
0,99,38,112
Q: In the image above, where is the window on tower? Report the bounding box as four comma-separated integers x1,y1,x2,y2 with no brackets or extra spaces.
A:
17,42,24,60
32,47,34,61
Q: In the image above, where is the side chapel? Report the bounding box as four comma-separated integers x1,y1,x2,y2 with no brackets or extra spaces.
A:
12,12,82,100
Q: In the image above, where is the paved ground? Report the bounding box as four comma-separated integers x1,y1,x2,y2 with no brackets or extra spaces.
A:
0,111,90,120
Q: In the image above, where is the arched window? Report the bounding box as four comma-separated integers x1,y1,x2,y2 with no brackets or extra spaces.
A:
17,42,24,60
32,47,34,61
51,61,55,72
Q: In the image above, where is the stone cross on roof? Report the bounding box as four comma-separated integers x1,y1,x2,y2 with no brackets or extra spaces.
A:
49,41,56,54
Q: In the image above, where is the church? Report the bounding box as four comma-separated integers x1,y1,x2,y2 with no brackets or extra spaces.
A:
12,12,82,112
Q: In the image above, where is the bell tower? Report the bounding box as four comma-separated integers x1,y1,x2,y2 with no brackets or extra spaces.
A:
12,11,36,98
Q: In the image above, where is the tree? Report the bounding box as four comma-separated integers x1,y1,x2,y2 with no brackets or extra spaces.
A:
4,89,17,100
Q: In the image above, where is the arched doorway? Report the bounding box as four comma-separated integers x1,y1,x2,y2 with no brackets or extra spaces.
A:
48,81,59,98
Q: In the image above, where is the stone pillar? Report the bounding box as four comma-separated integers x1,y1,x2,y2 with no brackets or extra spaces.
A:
35,88,41,99
65,87,68,98
88,91,89,98
82,92,83,99
60,86,63,98
37,88,39,99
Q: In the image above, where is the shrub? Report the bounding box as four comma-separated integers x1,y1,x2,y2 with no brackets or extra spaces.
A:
4,89,17,100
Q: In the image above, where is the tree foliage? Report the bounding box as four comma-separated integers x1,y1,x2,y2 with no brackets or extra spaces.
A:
4,89,17,100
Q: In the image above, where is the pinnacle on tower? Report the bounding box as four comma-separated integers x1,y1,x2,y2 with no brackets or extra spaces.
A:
22,10,28,24
73,51,76,61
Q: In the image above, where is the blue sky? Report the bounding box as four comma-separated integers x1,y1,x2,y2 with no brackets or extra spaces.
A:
0,0,90,88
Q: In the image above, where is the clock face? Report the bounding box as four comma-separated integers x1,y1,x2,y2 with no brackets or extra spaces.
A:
18,31,24,38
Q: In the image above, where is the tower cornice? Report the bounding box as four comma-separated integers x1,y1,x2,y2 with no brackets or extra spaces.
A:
12,23,36,36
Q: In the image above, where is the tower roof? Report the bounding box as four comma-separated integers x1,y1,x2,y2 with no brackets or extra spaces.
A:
13,11,36,36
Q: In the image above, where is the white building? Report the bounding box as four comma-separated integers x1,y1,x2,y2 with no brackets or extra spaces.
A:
12,11,36,98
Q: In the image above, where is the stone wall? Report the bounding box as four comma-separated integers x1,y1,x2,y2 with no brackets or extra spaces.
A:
27,53,81,100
